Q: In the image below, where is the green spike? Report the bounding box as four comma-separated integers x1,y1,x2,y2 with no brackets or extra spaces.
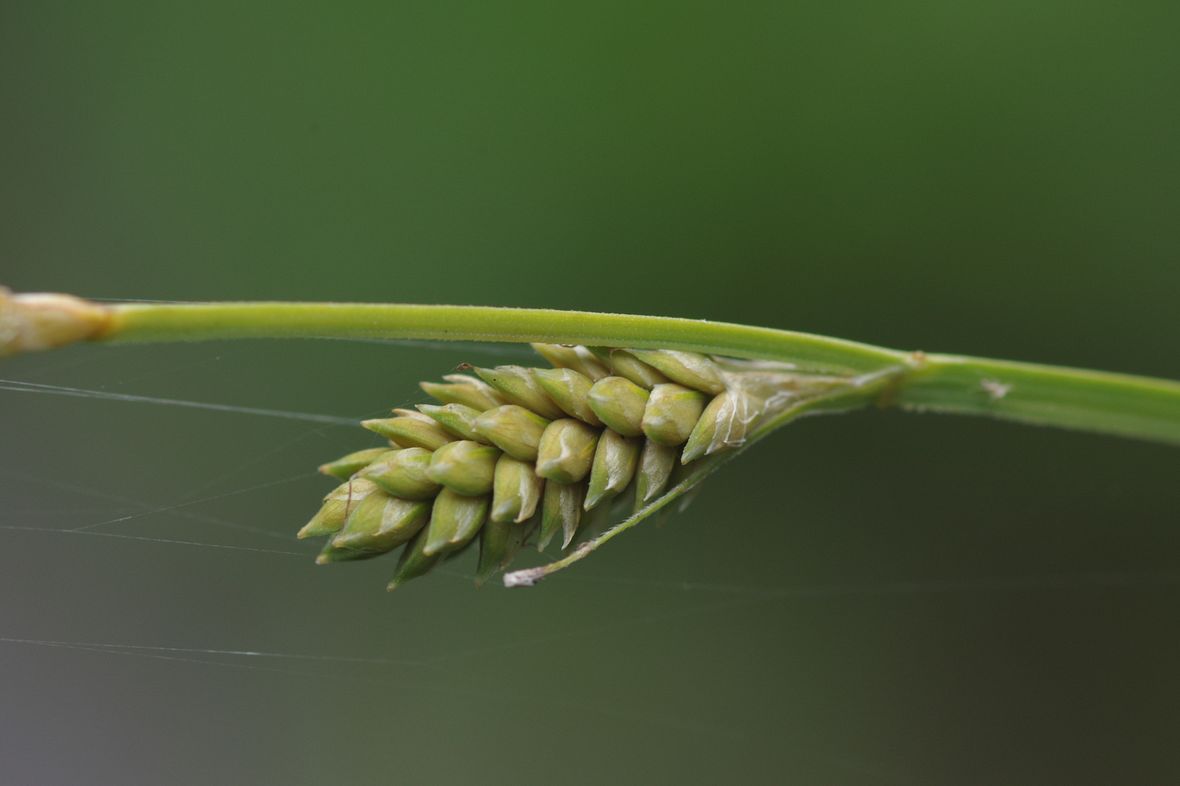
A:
361,416,453,451
585,429,641,510
490,454,544,523
416,402,489,443
317,447,393,480
473,365,566,420
587,376,649,437
472,404,550,461
629,349,727,394
359,447,441,500
641,383,707,446
427,440,499,496
535,418,599,483
634,440,677,507
533,367,603,425
297,478,379,539
422,488,490,556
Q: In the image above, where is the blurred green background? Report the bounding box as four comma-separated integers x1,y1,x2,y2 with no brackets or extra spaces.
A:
2,2,1179,784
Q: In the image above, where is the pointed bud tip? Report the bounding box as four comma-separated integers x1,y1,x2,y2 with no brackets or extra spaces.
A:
583,488,607,511
680,442,706,464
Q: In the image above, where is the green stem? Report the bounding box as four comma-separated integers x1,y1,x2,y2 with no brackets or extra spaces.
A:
101,301,904,373
897,354,1180,445
9,295,1180,447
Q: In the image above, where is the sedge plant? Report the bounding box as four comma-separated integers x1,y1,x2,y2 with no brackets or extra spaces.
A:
3,287,1178,590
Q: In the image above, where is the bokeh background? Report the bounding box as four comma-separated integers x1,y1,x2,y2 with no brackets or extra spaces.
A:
2,2,1179,784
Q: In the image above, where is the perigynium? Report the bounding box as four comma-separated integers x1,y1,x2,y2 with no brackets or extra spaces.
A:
302,344,853,590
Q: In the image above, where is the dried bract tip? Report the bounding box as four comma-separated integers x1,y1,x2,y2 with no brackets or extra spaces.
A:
629,350,726,394
317,447,394,480
585,430,641,510
362,416,454,451
491,454,543,524
587,376,650,437
533,367,602,425
473,365,566,420
0,288,112,357
472,405,549,461
359,448,441,499
641,383,707,446
427,440,499,496
535,418,599,483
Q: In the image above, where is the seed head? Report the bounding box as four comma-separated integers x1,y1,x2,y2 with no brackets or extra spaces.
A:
300,343,828,589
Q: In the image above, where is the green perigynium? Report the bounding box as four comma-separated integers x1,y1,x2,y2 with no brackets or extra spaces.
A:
300,343,836,590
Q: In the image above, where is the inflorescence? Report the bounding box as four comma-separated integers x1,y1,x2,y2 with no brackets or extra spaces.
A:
300,344,845,590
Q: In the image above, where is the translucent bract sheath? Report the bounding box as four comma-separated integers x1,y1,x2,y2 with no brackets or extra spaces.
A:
302,343,843,590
